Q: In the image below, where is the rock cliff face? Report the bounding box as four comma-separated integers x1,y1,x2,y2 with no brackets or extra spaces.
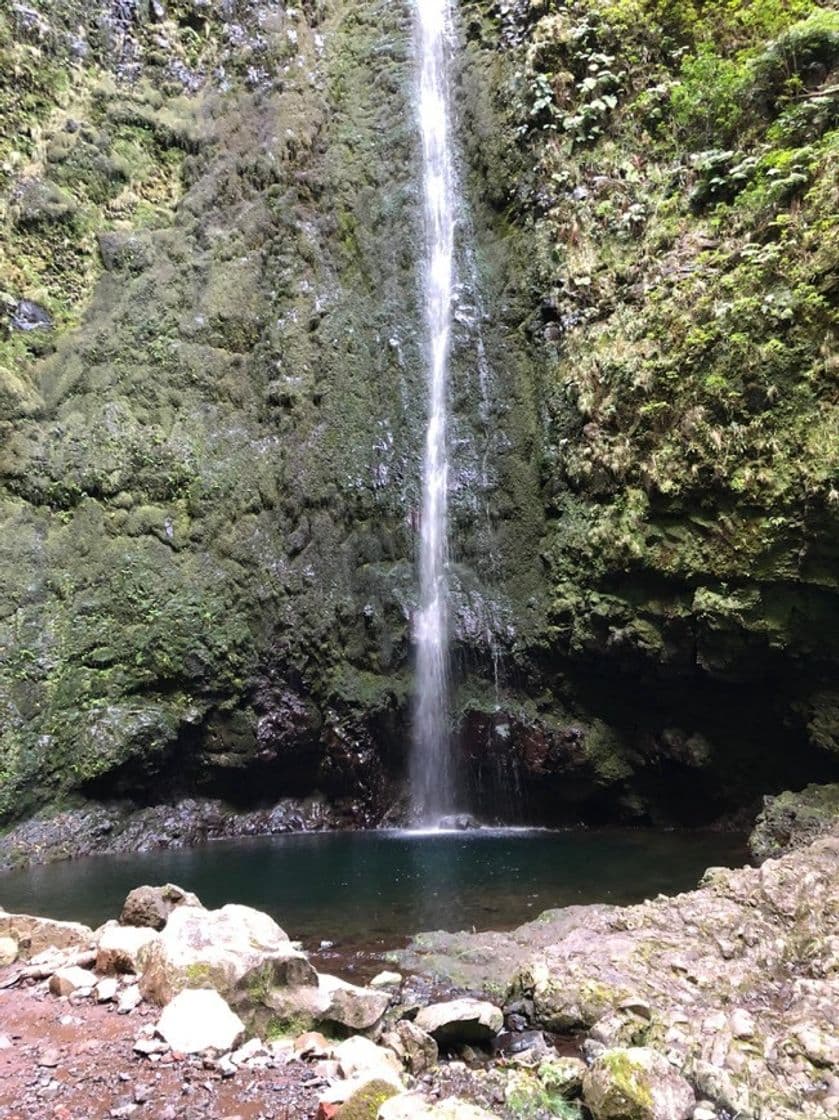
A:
0,0,837,837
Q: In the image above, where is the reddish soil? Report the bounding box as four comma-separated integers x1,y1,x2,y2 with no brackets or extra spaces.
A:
0,975,319,1120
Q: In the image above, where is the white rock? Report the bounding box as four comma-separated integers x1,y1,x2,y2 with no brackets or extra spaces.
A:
334,1036,403,1082
230,1037,268,1066
378,1094,498,1120
155,989,245,1054
95,977,119,1003
117,984,143,1014
415,999,503,1045
730,1009,755,1039
0,936,18,966
96,922,159,975
49,966,98,997
370,971,402,989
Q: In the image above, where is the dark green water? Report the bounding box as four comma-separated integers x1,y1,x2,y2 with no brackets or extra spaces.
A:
0,829,748,953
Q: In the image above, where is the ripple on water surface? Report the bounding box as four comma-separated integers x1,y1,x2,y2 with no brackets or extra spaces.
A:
0,828,749,953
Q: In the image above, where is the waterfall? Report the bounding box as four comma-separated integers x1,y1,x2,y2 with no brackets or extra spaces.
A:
411,0,457,824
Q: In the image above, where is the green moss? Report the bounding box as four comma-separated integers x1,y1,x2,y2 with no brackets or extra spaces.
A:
334,1080,399,1120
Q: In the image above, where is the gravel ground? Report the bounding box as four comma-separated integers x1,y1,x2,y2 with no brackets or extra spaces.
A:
0,975,323,1120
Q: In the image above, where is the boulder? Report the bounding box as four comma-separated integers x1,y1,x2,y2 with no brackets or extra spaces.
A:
0,936,18,966
322,974,391,1031
583,1047,695,1120
263,973,389,1034
415,999,503,1046
0,913,93,960
120,884,203,931
138,903,315,1006
155,989,245,1054
49,966,97,996
382,1021,438,1074
96,922,160,974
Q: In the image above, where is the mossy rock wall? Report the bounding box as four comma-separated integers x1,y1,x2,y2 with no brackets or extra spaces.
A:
1,0,837,831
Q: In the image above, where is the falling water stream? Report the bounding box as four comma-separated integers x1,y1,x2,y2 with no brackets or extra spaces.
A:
411,0,458,823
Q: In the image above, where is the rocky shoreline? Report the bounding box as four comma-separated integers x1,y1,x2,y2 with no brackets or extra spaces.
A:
1,785,836,1120
0,796,358,874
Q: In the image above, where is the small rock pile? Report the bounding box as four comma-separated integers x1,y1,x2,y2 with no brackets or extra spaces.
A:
0,886,517,1120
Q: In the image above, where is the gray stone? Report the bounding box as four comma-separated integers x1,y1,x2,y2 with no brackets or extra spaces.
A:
155,989,245,1054
263,973,390,1034
415,999,503,1046
383,1020,438,1075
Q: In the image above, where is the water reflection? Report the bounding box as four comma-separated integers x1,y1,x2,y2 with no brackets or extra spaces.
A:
0,829,749,952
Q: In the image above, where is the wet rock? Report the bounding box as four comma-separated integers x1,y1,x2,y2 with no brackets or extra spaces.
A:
492,1029,550,1061
583,1047,695,1120
415,999,503,1046
139,903,314,1006
436,815,481,831
0,913,93,960
49,966,97,997
10,299,52,332
120,884,203,931
97,922,160,975
382,1020,438,1075
155,989,245,1054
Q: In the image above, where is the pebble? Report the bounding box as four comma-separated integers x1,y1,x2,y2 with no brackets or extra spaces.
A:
133,1084,152,1104
0,1035,12,1050
38,1047,61,1068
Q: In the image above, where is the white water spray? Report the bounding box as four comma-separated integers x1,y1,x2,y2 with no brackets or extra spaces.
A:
411,0,457,823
